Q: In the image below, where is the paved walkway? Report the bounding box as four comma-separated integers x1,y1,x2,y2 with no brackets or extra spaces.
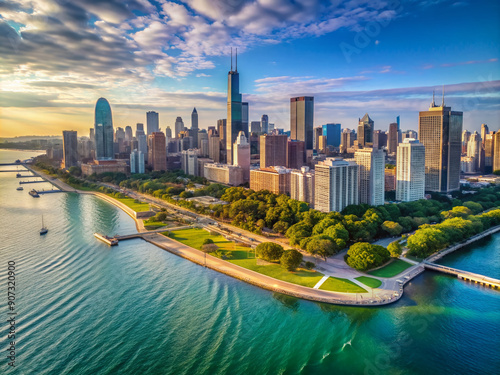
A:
313,276,329,289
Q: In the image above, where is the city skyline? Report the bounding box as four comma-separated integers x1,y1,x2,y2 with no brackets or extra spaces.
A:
0,0,499,137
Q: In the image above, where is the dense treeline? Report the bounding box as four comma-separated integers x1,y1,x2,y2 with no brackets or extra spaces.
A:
406,208,500,258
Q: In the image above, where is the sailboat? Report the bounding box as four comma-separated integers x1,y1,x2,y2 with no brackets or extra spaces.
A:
40,215,48,235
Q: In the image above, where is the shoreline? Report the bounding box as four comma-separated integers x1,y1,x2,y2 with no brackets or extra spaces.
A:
24,163,498,306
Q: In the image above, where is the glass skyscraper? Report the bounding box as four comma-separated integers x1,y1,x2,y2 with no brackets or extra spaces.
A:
226,54,242,165
418,94,462,192
94,97,114,160
290,96,314,150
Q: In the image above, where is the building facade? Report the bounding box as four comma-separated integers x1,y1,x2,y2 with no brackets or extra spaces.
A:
146,111,159,136
260,134,287,168
357,113,374,148
204,163,244,186
94,97,114,160
290,96,314,150
250,167,291,195
418,96,462,192
130,149,145,174
233,131,250,181
354,148,385,206
396,139,425,202
290,166,315,207
314,158,359,213
191,108,198,148
62,130,78,168
148,132,167,171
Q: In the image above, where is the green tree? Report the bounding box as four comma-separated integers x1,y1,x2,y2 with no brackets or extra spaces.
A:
441,206,473,220
346,243,390,271
201,243,218,253
387,240,403,258
462,201,483,214
68,166,82,177
256,242,284,262
203,238,214,245
381,221,403,236
280,249,303,271
406,227,448,257
306,237,337,260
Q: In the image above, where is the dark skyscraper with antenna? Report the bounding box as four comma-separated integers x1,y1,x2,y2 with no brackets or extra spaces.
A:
94,97,114,160
191,107,198,148
226,48,243,165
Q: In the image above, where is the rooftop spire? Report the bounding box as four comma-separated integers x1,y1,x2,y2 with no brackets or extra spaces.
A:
432,90,435,107
442,85,445,107
230,47,233,71
235,47,238,72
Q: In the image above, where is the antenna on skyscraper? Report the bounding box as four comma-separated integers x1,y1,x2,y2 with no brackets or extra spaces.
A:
432,90,435,107
231,47,233,71
442,85,445,107
235,48,238,72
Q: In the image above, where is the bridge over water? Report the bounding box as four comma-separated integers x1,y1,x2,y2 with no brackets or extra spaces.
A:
424,261,500,289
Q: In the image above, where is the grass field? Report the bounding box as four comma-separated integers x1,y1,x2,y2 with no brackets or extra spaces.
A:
144,221,168,230
355,276,382,288
319,277,367,293
111,196,150,212
368,259,413,278
168,228,324,288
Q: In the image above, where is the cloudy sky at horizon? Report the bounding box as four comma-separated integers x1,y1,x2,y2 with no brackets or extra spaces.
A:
0,0,499,137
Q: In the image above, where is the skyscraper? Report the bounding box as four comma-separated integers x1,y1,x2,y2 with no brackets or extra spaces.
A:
418,92,463,192
462,130,471,154
94,97,114,160
191,108,198,148
322,123,341,148
146,111,159,135
208,135,221,162
481,124,489,146
227,49,243,165
340,128,355,151
357,113,374,148
290,167,315,207
290,96,314,150
484,132,495,174
314,127,323,151
62,130,78,168
130,149,145,174
148,132,167,171
287,140,305,169
165,126,172,139
373,130,387,150
242,102,249,138
467,131,481,171
261,114,269,134
493,132,500,173
396,138,425,202
234,131,250,181
354,148,385,206
260,134,287,168
137,134,148,163
388,122,399,154
218,119,227,142
250,121,261,134
175,117,184,139
314,158,359,213
136,123,145,138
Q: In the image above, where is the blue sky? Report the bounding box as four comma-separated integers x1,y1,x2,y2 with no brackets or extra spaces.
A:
0,0,498,136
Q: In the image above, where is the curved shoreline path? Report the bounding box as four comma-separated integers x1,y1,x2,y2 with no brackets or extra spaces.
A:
24,164,497,306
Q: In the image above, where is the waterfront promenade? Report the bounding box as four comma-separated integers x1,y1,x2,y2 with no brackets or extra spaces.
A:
24,163,499,305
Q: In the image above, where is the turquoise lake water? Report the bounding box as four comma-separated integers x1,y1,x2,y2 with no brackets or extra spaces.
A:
0,149,499,375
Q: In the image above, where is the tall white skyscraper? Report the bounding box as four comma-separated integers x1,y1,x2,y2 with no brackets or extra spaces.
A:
290,166,315,207
396,138,425,202
354,148,385,206
314,158,359,213
233,131,250,182
467,131,481,171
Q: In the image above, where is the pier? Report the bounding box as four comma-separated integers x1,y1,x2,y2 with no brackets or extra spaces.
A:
35,189,64,194
19,180,47,184
16,174,34,178
0,170,23,173
423,261,500,289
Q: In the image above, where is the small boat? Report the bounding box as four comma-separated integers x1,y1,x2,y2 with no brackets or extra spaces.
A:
29,189,40,197
16,187,24,191
40,215,48,235
94,233,118,246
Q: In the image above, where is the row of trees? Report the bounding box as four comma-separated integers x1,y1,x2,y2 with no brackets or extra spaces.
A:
406,208,500,258
255,243,304,272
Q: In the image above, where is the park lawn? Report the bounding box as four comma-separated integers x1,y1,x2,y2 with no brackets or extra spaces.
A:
144,221,168,230
111,196,150,212
355,276,382,288
319,277,367,293
368,259,413,278
168,228,324,288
